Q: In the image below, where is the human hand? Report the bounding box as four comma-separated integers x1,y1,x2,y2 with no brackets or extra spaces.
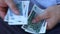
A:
0,0,20,19
5,0,20,15
32,5,60,30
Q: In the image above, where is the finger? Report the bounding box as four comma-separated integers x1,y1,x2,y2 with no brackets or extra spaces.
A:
0,7,7,19
32,11,50,23
32,16,42,23
5,0,20,15
46,17,58,30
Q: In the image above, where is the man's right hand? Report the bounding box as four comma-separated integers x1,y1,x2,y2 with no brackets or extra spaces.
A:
32,5,60,30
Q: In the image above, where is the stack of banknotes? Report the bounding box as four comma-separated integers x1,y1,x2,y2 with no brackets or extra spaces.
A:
4,1,47,34
21,4,47,34
4,1,30,25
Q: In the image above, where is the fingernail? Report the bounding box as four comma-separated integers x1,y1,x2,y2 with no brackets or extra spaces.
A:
14,10,20,15
32,19,36,23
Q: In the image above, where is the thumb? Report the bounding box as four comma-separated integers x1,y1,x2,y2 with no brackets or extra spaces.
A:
32,11,50,23
5,0,20,15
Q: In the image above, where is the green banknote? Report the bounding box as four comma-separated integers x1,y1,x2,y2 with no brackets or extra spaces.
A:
22,11,46,33
21,4,47,34
7,1,30,25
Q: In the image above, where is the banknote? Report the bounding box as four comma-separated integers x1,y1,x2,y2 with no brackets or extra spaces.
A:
4,9,10,22
4,1,30,25
21,4,47,34
21,11,46,33
4,13,8,22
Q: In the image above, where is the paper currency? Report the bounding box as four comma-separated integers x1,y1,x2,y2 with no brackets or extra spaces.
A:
4,13,8,22
21,4,47,34
4,10,10,22
4,1,30,25
21,11,47,33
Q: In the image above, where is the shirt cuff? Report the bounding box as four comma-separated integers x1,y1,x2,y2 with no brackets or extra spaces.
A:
56,0,60,5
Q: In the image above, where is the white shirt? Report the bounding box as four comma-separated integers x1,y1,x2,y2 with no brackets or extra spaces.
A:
31,0,60,8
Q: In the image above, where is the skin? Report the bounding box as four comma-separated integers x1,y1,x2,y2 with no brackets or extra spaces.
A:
0,0,19,19
0,0,60,30
32,5,60,30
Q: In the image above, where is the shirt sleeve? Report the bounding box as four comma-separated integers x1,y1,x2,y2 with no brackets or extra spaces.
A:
56,0,60,5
